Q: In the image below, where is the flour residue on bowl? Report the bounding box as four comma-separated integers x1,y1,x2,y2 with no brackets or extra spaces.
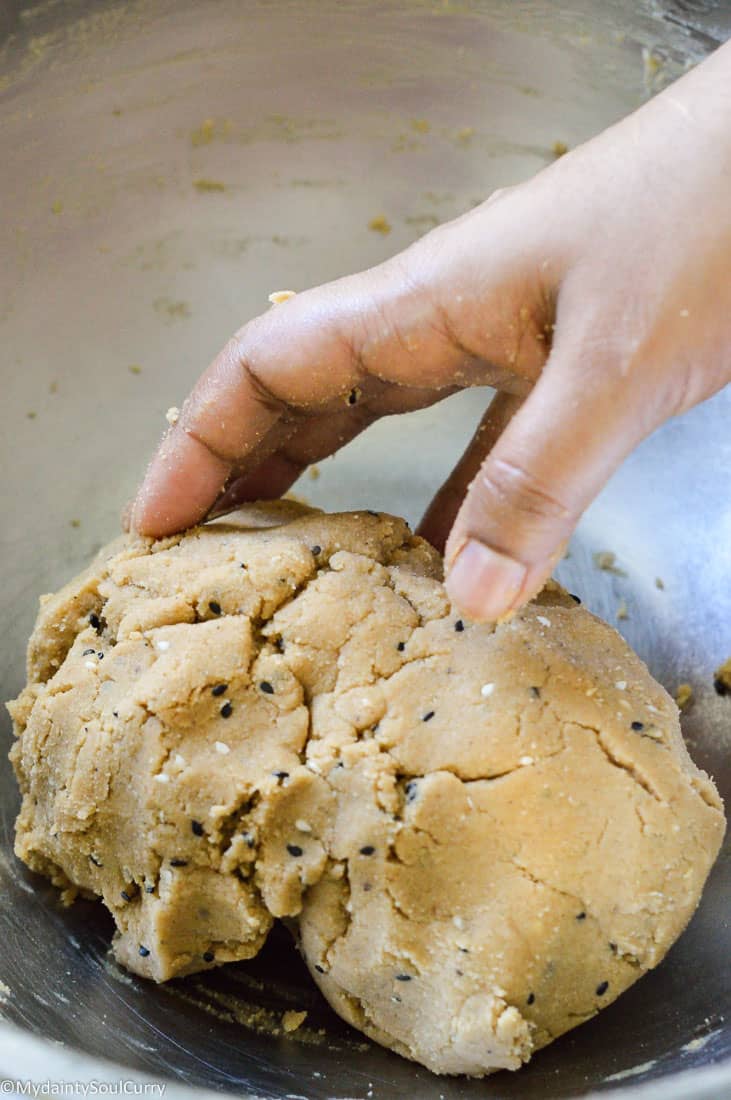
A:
604,1059,657,1083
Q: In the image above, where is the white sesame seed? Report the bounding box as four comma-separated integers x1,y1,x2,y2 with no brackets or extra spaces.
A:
519,755,535,766
453,915,464,929
615,680,627,690
153,773,169,784
214,741,230,755
536,615,551,627
480,683,495,698
174,754,186,767
155,639,170,652
296,819,312,833
84,660,96,670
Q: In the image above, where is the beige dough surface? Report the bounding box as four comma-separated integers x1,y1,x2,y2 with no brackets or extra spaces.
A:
9,502,725,1076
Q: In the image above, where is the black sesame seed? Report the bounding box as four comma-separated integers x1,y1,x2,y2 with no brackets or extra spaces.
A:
631,721,644,731
360,845,375,856
120,891,131,902
459,946,469,953
714,677,729,697
211,683,228,697
363,883,372,892
112,710,118,718
287,844,303,857
395,973,412,982
530,686,541,699
88,854,102,867
576,911,586,921
242,832,255,848
203,950,215,963
82,648,96,656
454,619,464,632
259,681,274,695
609,942,617,953
170,858,188,867
97,651,104,659
422,711,435,722
397,641,406,652
208,600,222,615
191,820,204,836
220,702,233,718
315,964,325,974
405,780,419,803
366,510,379,518
527,992,535,1005
273,770,289,782
596,980,609,997
570,593,582,604
138,945,150,958
311,545,322,556
145,885,155,894
89,613,102,632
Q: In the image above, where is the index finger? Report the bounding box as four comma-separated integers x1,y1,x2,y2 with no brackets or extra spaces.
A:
131,207,550,536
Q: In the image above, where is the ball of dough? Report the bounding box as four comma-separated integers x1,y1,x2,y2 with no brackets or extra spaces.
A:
9,502,725,1076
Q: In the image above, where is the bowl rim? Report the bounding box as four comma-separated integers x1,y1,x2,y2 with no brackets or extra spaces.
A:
1,1018,729,1100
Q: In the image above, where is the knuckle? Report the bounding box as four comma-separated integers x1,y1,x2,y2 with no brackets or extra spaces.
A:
233,346,290,415
480,456,574,524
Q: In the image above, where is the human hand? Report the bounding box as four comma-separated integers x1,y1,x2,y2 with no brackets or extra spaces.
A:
131,40,731,622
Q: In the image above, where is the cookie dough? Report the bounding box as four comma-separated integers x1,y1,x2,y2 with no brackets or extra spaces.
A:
9,502,725,1076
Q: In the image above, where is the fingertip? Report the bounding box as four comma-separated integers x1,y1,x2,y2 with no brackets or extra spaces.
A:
131,429,231,536
445,539,528,623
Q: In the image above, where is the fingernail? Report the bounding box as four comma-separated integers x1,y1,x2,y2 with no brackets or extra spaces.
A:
445,539,527,622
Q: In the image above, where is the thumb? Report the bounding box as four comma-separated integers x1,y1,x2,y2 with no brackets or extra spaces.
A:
443,355,654,622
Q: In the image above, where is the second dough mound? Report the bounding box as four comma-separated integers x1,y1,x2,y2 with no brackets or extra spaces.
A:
9,502,725,1076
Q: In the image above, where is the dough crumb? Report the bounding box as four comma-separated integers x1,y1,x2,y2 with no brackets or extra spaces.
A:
655,577,665,590
411,118,430,133
713,657,731,697
675,683,693,711
190,118,230,146
165,406,180,426
368,215,391,235
307,465,321,481
593,551,627,576
282,1009,308,1033
616,599,629,621
193,178,226,192
268,290,297,305
455,126,474,145
552,140,569,157
128,364,142,375
153,298,191,321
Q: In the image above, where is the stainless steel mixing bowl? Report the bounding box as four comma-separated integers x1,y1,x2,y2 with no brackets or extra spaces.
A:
1,1,729,1097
